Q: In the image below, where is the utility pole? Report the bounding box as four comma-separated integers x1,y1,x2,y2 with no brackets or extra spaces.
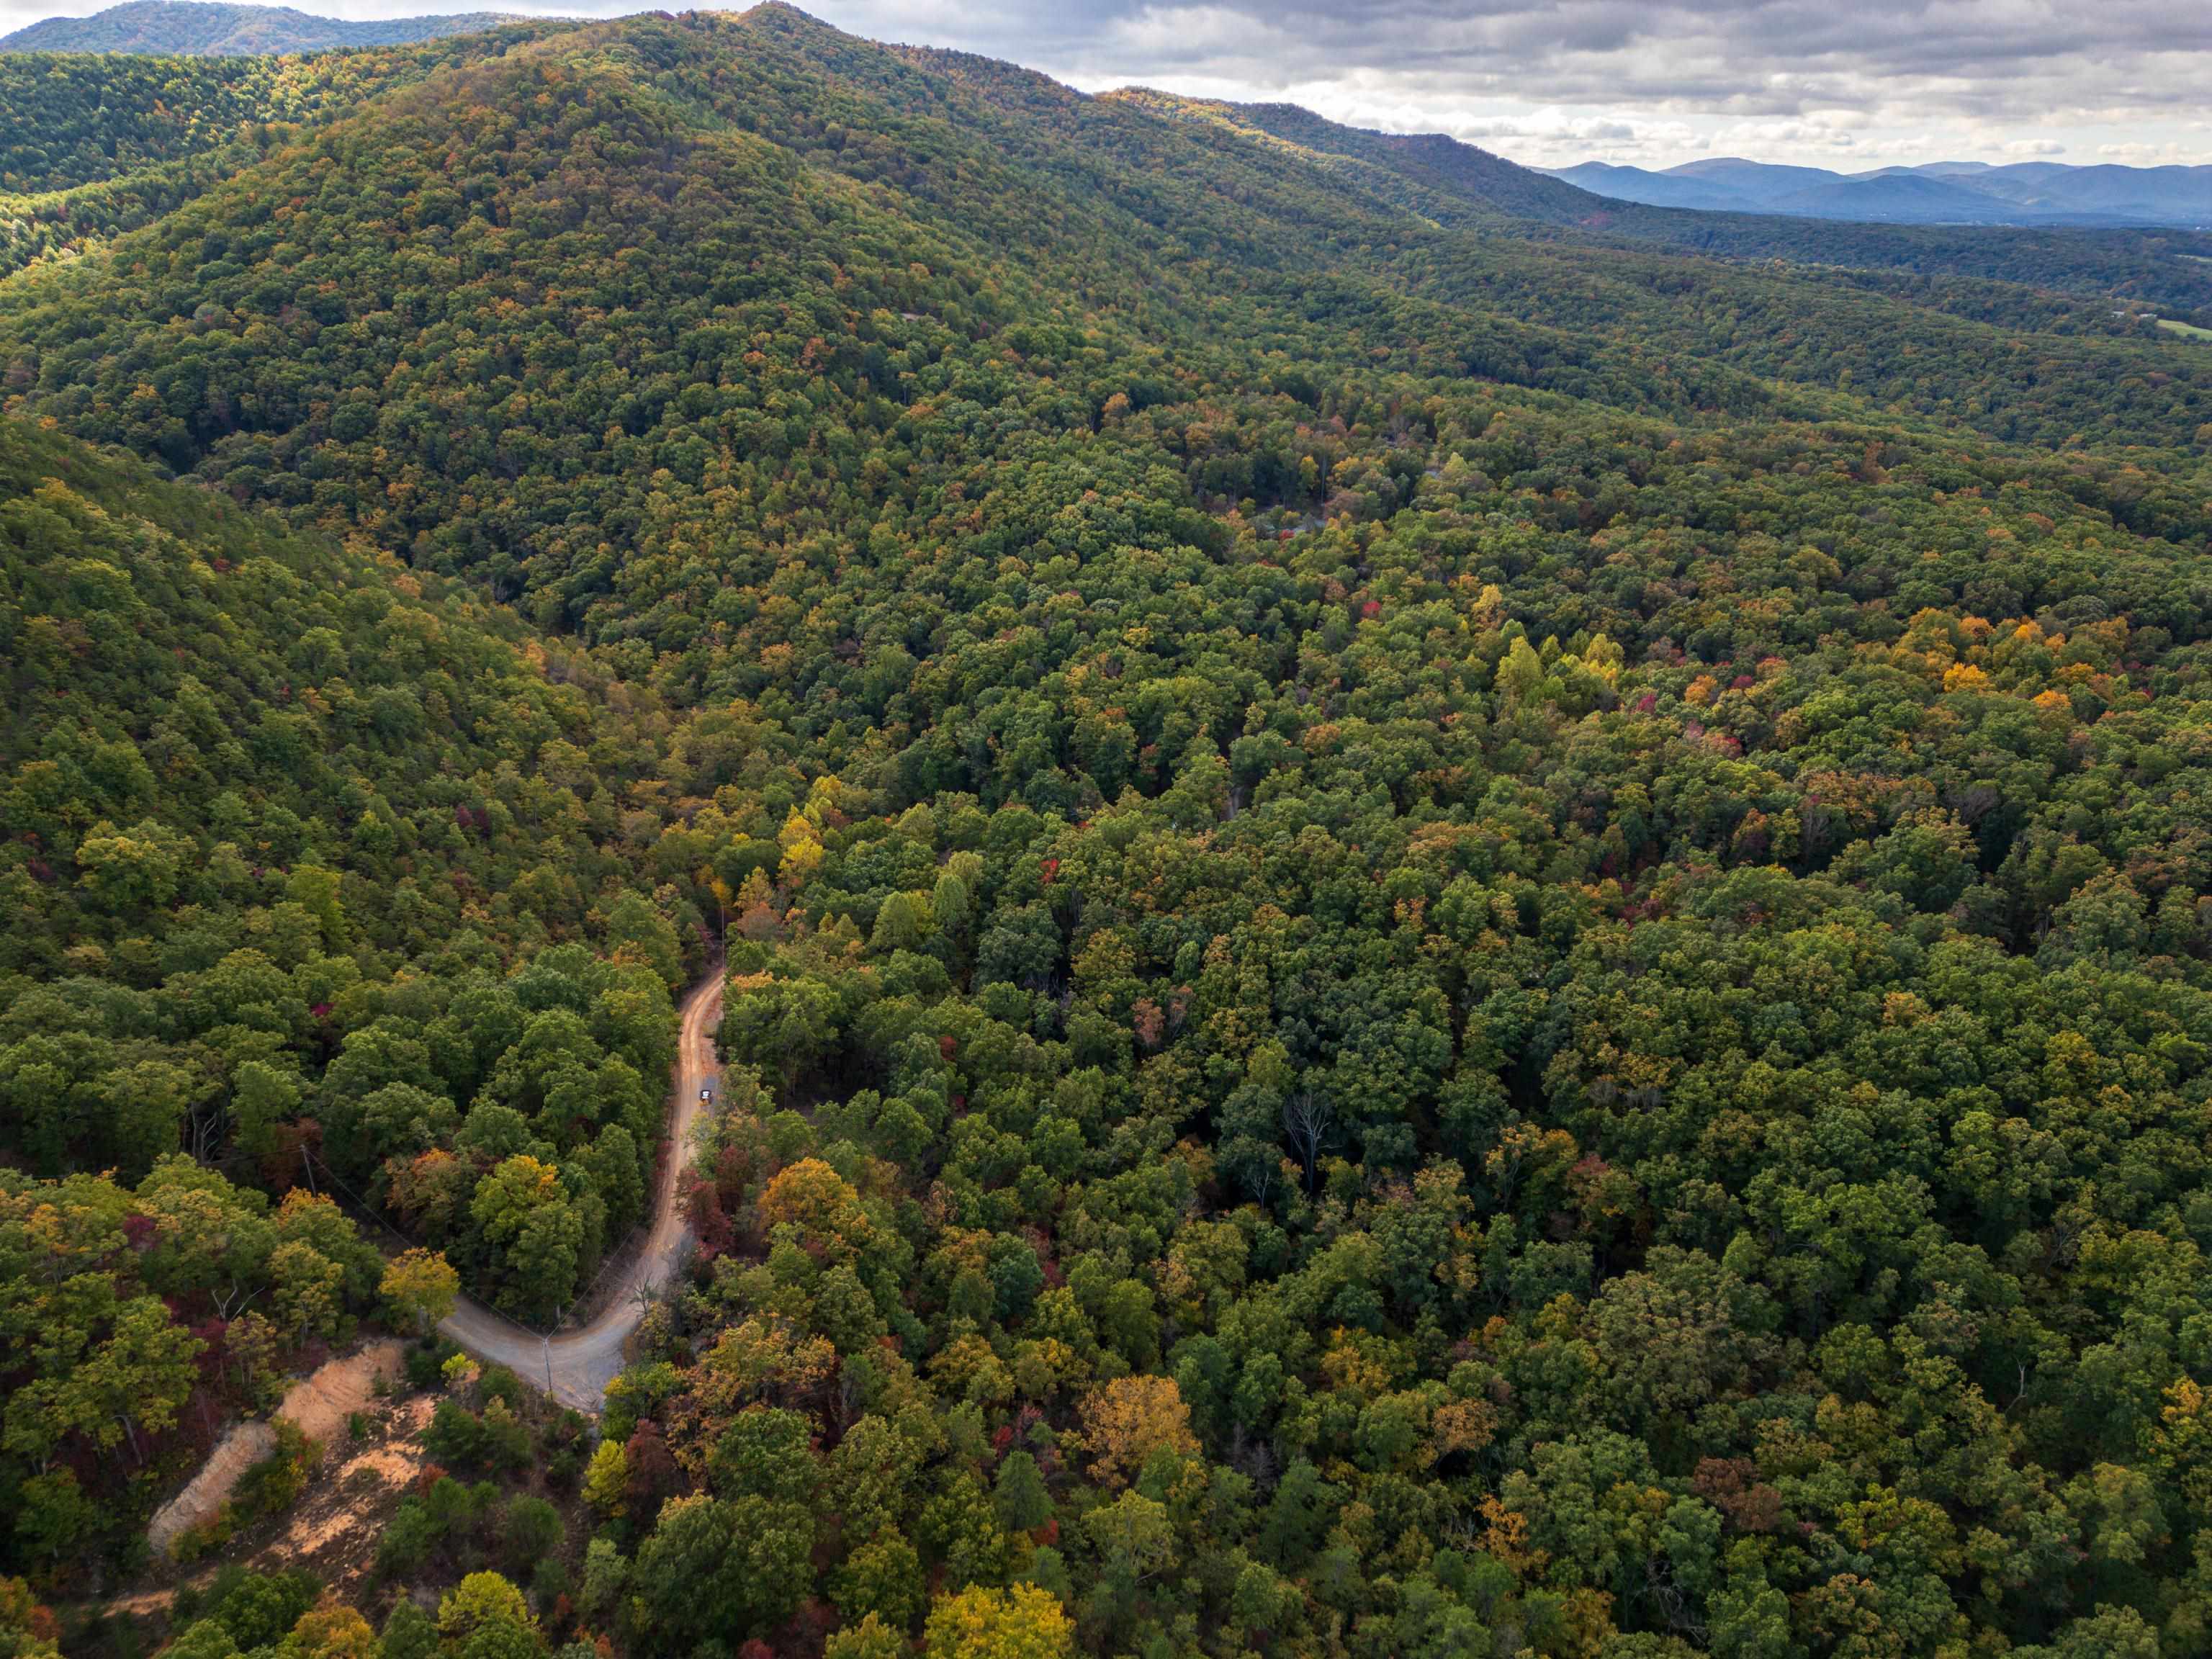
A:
542,1332,553,1399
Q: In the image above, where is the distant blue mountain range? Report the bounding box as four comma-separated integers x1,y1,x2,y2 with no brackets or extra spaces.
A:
1545,156,2212,229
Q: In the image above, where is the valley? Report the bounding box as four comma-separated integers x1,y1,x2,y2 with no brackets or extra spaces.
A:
0,8,2209,1659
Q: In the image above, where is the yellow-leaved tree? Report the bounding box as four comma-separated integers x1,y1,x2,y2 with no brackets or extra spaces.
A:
922,1583,1074,1659
1076,1375,1200,1488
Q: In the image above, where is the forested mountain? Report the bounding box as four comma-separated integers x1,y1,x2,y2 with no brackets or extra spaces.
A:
1158,96,2212,323
3,7,2212,1659
0,0,523,55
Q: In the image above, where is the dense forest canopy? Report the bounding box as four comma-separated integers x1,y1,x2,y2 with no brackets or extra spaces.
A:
0,25,567,273
1,7,2211,1659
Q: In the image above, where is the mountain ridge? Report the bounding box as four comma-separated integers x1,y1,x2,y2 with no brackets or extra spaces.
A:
1105,91,2212,320
0,0,534,55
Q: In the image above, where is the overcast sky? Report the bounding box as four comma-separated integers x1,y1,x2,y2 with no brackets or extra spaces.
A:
15,0,2212,171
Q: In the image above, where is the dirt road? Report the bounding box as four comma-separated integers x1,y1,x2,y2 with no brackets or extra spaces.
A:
440,968,724,1412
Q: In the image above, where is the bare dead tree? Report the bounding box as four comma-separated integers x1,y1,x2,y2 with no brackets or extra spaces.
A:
1282,1087,1334,1194
186,1095,227,1165
1242,1150,1277,1213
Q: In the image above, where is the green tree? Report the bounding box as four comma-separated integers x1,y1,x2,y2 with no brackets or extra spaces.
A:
992,1452,1053,1534
436,1573,537,1659
631,1496,812,1650
469,1156,582,1323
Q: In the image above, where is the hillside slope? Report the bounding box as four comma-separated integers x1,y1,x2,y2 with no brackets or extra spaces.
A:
0,405,724,1385
0,0,523,55
0,25,562,276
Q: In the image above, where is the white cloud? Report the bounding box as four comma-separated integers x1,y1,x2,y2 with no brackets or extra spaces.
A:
1102,3,1285,58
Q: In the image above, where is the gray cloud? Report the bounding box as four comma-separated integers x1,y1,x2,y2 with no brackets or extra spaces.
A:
801,0,2212,166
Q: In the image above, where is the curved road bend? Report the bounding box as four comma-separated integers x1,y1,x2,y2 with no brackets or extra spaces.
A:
441,968,724,1412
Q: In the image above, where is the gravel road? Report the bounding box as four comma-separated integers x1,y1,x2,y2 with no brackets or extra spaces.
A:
439,969,723,1412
